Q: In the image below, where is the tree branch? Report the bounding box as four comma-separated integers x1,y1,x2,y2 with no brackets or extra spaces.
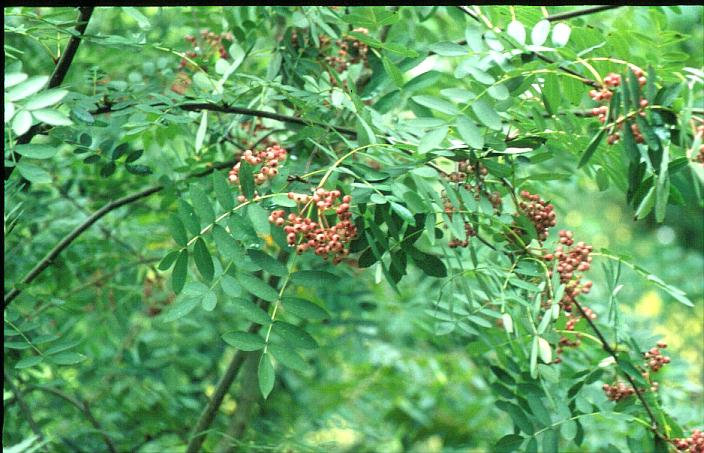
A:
571,299,663,436
186,263,285,453
24,385,118,453
545,5,623,22
3,185,162,309
4,371,45,443
5,6,95,181
454,6,606,88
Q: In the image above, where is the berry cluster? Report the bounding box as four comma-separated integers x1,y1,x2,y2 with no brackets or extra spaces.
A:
448,161,503,213
228,144,288,187
544,231,594,313
171,29,233,94
644,341,671,372
602,382,636,401
269,189,357,264
449,222,476,248
695,146,704,165
588,68,649,145
324,28,370,73
673,430,704,452
589,67,648,145
517,191,557,241
180,29,233,68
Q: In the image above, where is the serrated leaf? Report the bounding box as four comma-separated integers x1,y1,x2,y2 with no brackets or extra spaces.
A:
456,116,484,149
507,21,526,45
551,23,571,47
195,110,207,152
577,128,607,168
472,100,502,131
290,270,339,286
236,273,279,302
269,343,308,372
168,215,188,246
212,224,244,262
16,161,51,184
48,352,86,365
193,238,214,282
202,290,217,311
24,89,68,110
411,95,459,115
635,186,655,220
418,126,448,154
239,161,255,199
531,20,550,46
272,321,318,350
231,297,271,324
190,185,215,225
6,75,49,101
171,250,188,293
14,144,57,159
222,331,265,351
282,297,329,320
15,356,43,369
247,250,287,277
213,171,234,211
258,353,275,399
407,246,447,277
12,109,32,136
31,109,73,126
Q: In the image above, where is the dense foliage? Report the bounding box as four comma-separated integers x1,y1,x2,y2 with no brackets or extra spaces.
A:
4,6,703,453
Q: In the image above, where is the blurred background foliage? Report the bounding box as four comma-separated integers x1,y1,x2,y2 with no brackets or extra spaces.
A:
4,5,703,453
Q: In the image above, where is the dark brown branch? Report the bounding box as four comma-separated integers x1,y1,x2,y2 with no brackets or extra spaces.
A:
214,354,262,453
545,5,622,22
4,371,45,443
24,385,118,453
3,185,162,309
571,300,662,435
186,263,285,453
5,6,95,181
454,6,601,88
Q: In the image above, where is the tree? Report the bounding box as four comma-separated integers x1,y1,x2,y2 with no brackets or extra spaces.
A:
4,6,703,453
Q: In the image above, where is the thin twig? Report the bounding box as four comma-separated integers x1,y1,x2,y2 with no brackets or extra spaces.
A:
571,300,662,436
545,5,622,22
454,6,602,88
24,385,118,453
4,371,45,443
5,6,95,181
185,257,286,453
3,185,162,309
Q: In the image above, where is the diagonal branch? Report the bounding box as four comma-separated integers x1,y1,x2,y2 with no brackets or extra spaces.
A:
185,261,285,453
3,185,162,309
453,5,623,88
544,5,622,22
4,371,46,443
24,384,118,453
5,6,95,181
571,299,663,436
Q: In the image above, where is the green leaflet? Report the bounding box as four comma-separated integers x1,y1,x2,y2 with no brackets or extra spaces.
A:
193,237,214,282
222,331,265,351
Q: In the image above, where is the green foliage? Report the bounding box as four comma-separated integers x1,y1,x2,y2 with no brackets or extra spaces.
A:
3,5,703,453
